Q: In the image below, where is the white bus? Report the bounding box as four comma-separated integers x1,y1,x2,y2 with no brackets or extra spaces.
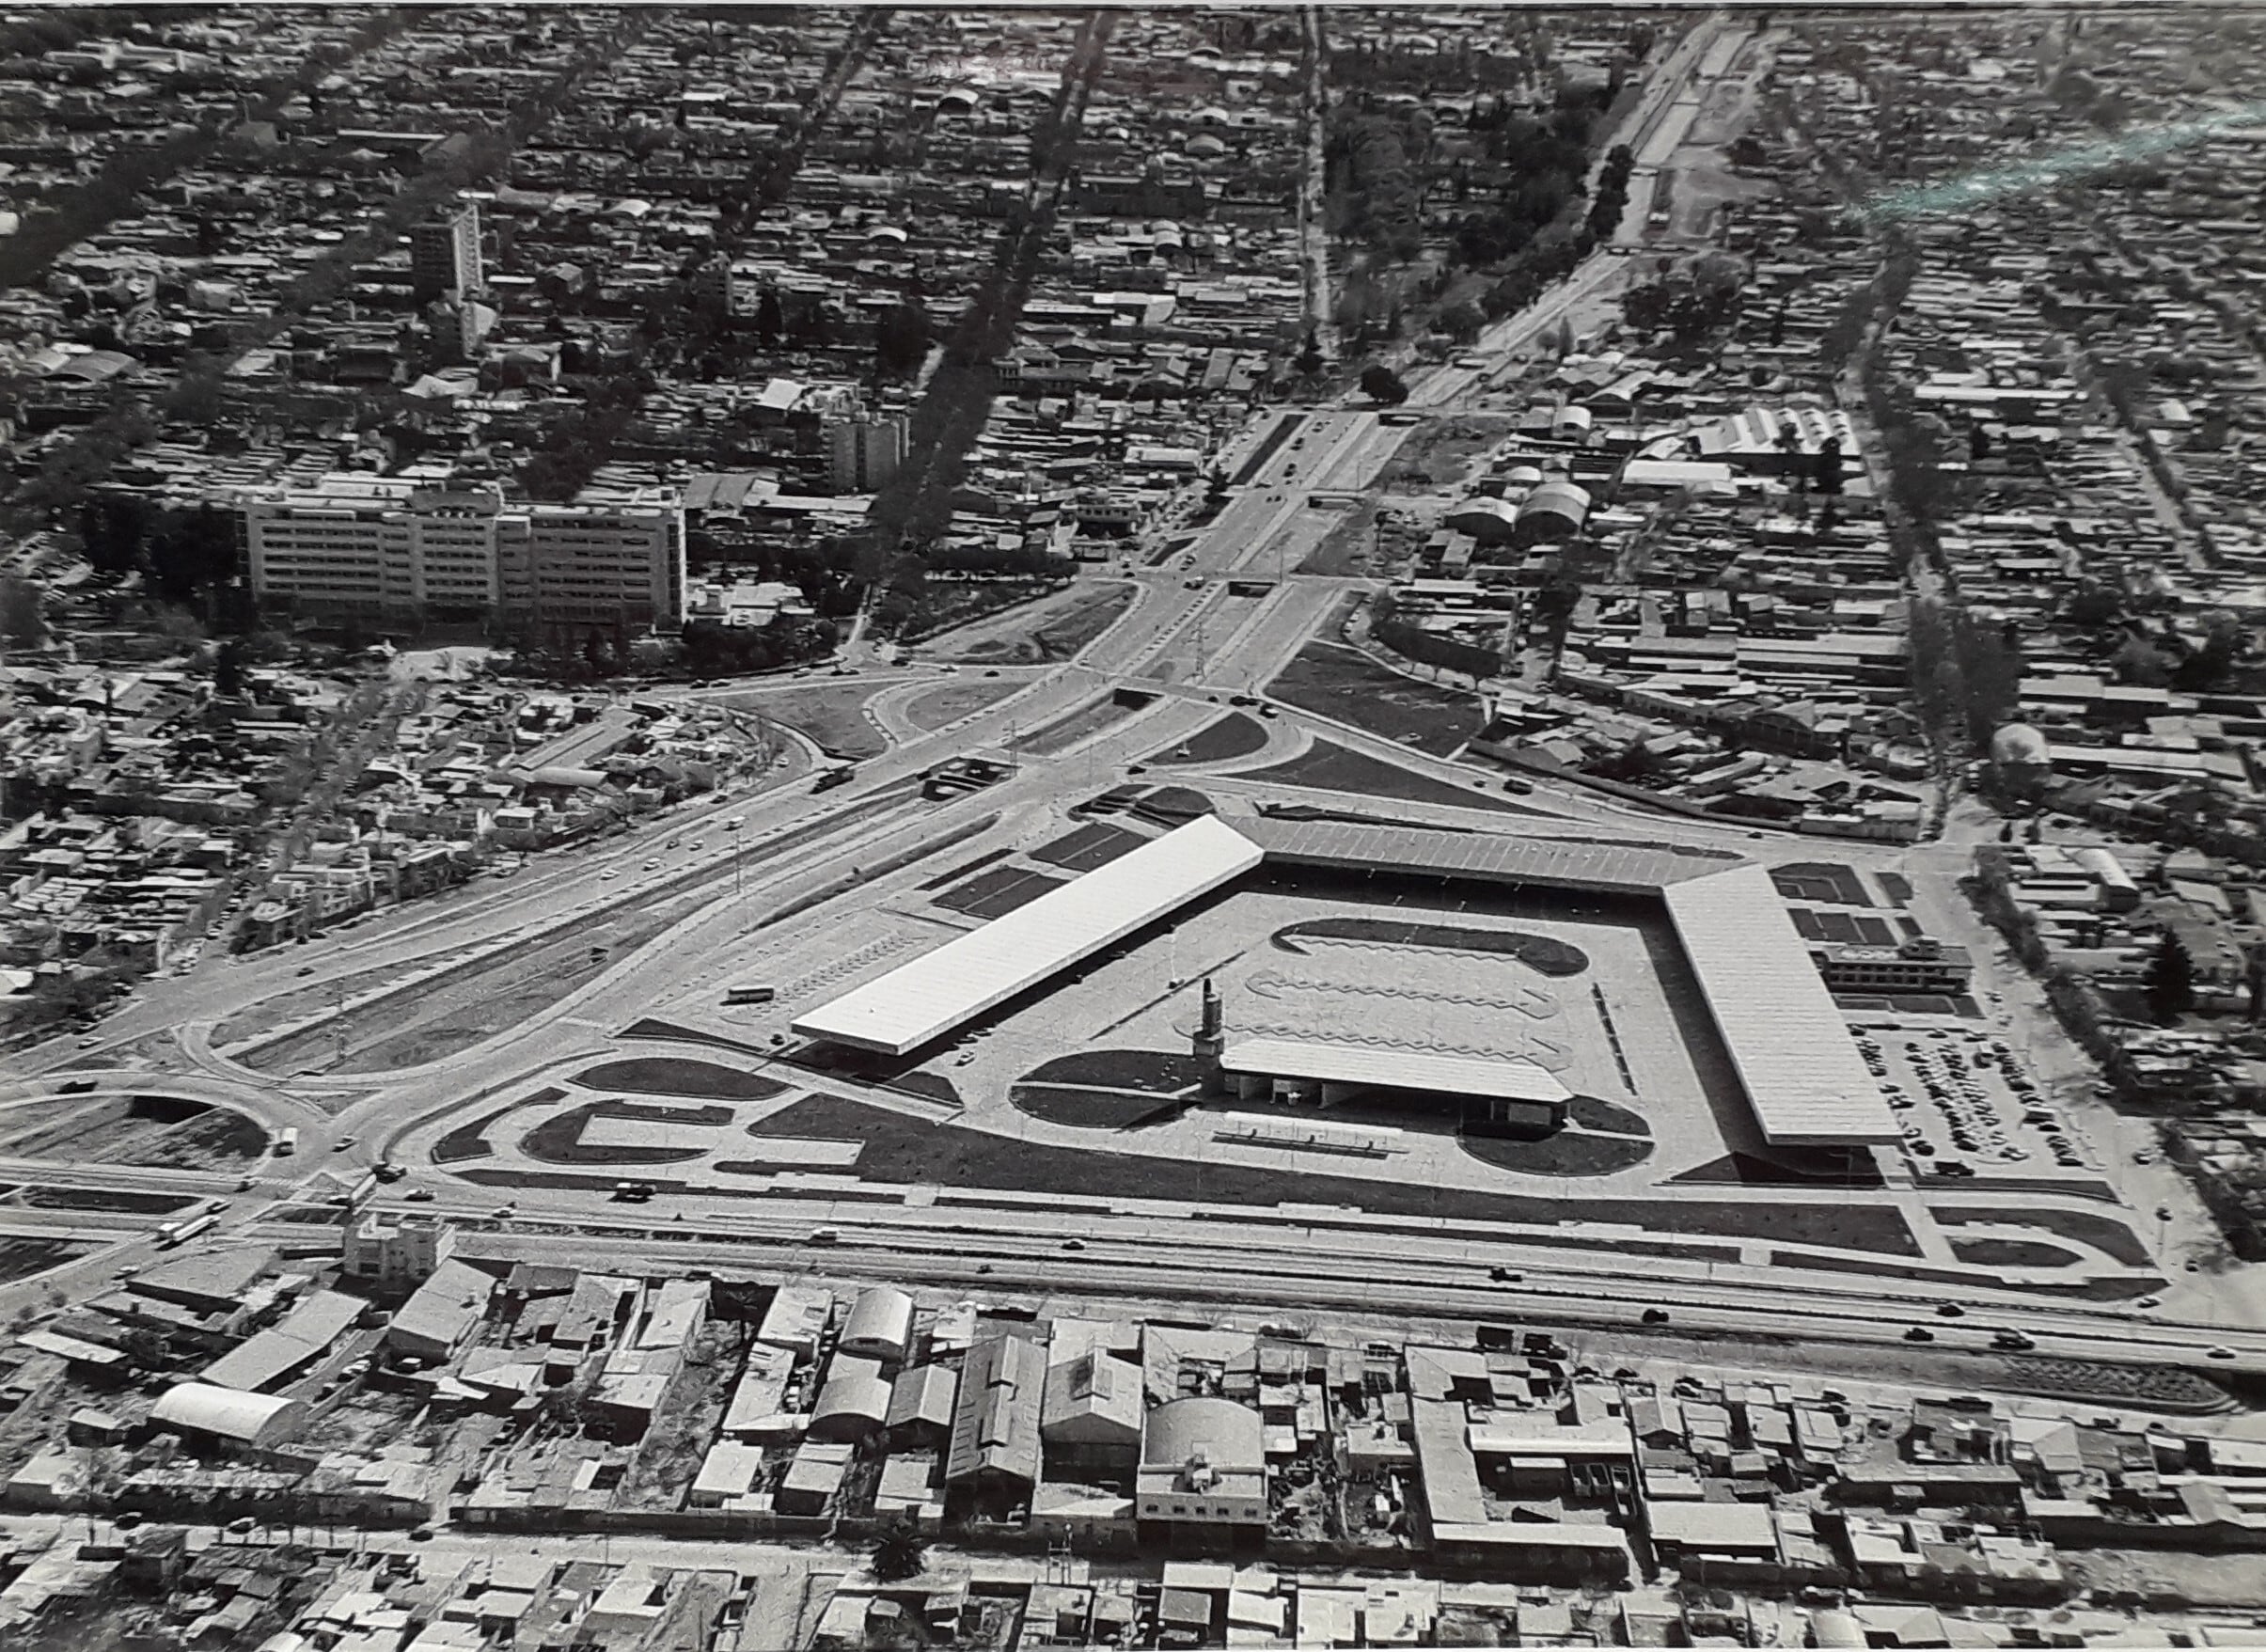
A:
157,1213,217,1249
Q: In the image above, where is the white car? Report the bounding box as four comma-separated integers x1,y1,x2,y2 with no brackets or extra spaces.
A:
600,869,620,881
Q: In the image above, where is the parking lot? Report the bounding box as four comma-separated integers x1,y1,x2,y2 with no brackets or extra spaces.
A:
1853,1022,2105,1186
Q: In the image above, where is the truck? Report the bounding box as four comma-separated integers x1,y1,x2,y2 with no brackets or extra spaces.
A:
723,985,778,1006
274,1127,299,1157
813,766,857,794
156,1213,218,1249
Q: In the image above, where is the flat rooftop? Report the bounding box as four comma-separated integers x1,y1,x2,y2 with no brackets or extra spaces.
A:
1220,1038,1571,1104
791,813,1264,1055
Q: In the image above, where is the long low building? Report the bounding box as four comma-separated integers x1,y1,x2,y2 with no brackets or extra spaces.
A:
1219,1038,1570,1108
795,814,1896,1146
792,812,1265,1055
1661,865,1896,1146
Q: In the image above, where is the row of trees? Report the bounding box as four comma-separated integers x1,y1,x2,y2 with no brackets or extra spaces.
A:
1586,143,1637,244
1447,84,1613,269
1325,107,1428,265
864,13,1114,636
1622,252,1750,344
1906,598,2022,758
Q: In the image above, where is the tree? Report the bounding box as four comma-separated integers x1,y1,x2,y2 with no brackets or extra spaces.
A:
212,637,249,699
2146,930,2195,1024
873,300,933,378
753,288,783,343
2065,586,2123,628
1294,329,1324,378
1812,435,1845,499
1438,302,1485,345
1358,364,1408,406
872,1520,927,1582
0,575,47,649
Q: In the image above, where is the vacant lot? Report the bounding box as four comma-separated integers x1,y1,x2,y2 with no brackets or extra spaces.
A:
900,678,1025,732
1243,737,1525,812
0,1239,88,1284
721,684,888,760
0,1094,266,1172
932,582,1136,666
1264,645,1483,757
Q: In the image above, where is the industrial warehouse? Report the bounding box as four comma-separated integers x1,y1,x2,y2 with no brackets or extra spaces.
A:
793,815,1897,1151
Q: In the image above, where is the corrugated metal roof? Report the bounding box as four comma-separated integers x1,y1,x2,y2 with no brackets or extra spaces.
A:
1662,866,1897,1146
793,814,1264,1054
1220,1038,1570,1103
1236,817,1736,894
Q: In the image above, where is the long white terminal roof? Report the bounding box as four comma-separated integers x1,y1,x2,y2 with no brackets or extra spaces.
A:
1662,865,1898,1146
792,813,1264,1054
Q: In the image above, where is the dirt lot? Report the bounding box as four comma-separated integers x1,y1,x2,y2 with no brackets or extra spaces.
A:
1265,642,1484,757
1242,737,1526,811
214,946,486,1046
0,1094,266,1171
927,582,1135,666
0,1238,91,1284
1380,415,1515,496
718,683,888,760
246,884,714,1078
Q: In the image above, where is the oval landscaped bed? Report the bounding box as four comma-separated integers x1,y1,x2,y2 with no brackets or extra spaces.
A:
1272,918,1588,975
574,1059,788,1101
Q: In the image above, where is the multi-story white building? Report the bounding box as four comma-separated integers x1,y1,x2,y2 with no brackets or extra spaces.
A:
410,200,482,301
236,475,685,636
342,1213,454,1290
827,414,907,494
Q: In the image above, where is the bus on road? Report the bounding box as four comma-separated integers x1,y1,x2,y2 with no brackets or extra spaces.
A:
156,1213,217,1249
723,985,777,1006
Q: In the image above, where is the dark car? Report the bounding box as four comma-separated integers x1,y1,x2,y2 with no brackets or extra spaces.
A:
1904,1326,1935,1343
1641,1308,1670,1326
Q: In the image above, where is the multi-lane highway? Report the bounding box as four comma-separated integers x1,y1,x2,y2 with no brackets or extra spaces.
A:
4,10,2248,1402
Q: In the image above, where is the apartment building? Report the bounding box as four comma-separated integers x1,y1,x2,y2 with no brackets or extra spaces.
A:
827,414,907,494
409,199,483,300
236,475,685,635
